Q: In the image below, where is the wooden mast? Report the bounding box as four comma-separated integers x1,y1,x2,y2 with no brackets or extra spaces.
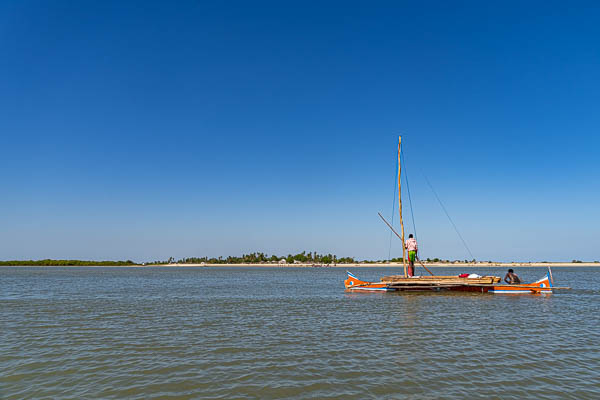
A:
398,136,407,277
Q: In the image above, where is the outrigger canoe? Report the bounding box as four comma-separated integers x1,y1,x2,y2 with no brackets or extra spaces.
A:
349,137,571,295
344,268,567,294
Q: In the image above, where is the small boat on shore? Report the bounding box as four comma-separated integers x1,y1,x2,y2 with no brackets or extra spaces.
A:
345,269,566,294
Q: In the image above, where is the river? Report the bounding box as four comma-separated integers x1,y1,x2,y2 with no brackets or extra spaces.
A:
1,266,599,399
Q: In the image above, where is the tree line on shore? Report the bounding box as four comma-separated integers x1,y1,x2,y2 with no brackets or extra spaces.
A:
157,252,460,264
0,259,136,266
0,252,386,266
169,251,356,265
2,254,596,266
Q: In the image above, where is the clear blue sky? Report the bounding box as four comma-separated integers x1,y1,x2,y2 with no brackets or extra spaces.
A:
1,1,599,262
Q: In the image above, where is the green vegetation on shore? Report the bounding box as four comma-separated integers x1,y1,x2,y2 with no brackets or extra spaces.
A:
0,259,136,266
2,254,598,266
171,251,356,265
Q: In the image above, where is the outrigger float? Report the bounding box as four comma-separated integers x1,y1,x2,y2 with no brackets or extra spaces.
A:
345,136,570,294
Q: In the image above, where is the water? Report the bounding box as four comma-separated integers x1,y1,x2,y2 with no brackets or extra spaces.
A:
1,266,599,399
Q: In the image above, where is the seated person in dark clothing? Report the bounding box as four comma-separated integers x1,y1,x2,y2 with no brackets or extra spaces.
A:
504,268,521,284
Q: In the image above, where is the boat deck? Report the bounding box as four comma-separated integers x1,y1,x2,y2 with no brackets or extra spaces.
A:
345,270,567,293
380,275,501,286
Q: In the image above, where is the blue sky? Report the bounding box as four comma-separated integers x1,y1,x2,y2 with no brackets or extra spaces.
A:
1,1,599,262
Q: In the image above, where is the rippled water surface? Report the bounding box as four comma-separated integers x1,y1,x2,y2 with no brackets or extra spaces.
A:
1,266,599,399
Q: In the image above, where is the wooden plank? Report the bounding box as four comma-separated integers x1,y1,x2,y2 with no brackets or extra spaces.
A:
382,279,499,285
382,275,499,279
387,284,468,290
381,275,501,284
383,275,498,278
384,279,490,285
400,283,463,286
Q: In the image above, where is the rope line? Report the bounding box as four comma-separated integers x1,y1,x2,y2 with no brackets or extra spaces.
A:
401,145,418,241
387,148,398,260
422,172,476,261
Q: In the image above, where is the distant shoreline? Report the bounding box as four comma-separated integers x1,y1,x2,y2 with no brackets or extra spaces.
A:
3,262,597,268
151,262,599,268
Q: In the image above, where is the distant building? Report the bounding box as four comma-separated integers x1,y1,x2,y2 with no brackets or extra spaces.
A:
279,259,287,265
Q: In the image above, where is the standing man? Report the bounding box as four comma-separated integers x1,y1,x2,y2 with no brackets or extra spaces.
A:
405,234,418,277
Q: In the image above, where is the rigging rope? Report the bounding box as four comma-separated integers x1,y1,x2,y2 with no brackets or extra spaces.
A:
387,151,398,260
422,172,476,261
401,144,418,242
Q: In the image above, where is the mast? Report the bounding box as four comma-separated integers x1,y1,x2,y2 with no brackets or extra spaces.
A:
398,136,407,277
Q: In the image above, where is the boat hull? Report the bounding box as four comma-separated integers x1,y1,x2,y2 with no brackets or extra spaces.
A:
344,272,396,291
345,271,554,294
488,273,553,293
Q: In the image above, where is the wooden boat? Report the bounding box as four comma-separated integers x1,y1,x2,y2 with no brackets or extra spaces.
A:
345,136,570,294
345,269,566,294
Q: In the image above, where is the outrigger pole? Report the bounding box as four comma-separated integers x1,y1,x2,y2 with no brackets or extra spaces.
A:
398,136,407,278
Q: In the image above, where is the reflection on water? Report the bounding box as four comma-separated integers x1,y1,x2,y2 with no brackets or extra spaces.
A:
1,266,599,399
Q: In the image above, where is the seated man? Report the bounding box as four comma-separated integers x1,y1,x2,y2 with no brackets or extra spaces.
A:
504,268,521,284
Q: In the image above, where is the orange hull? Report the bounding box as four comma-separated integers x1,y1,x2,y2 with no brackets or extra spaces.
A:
345,271,555,294
486,273,553,293
344,271,396,291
